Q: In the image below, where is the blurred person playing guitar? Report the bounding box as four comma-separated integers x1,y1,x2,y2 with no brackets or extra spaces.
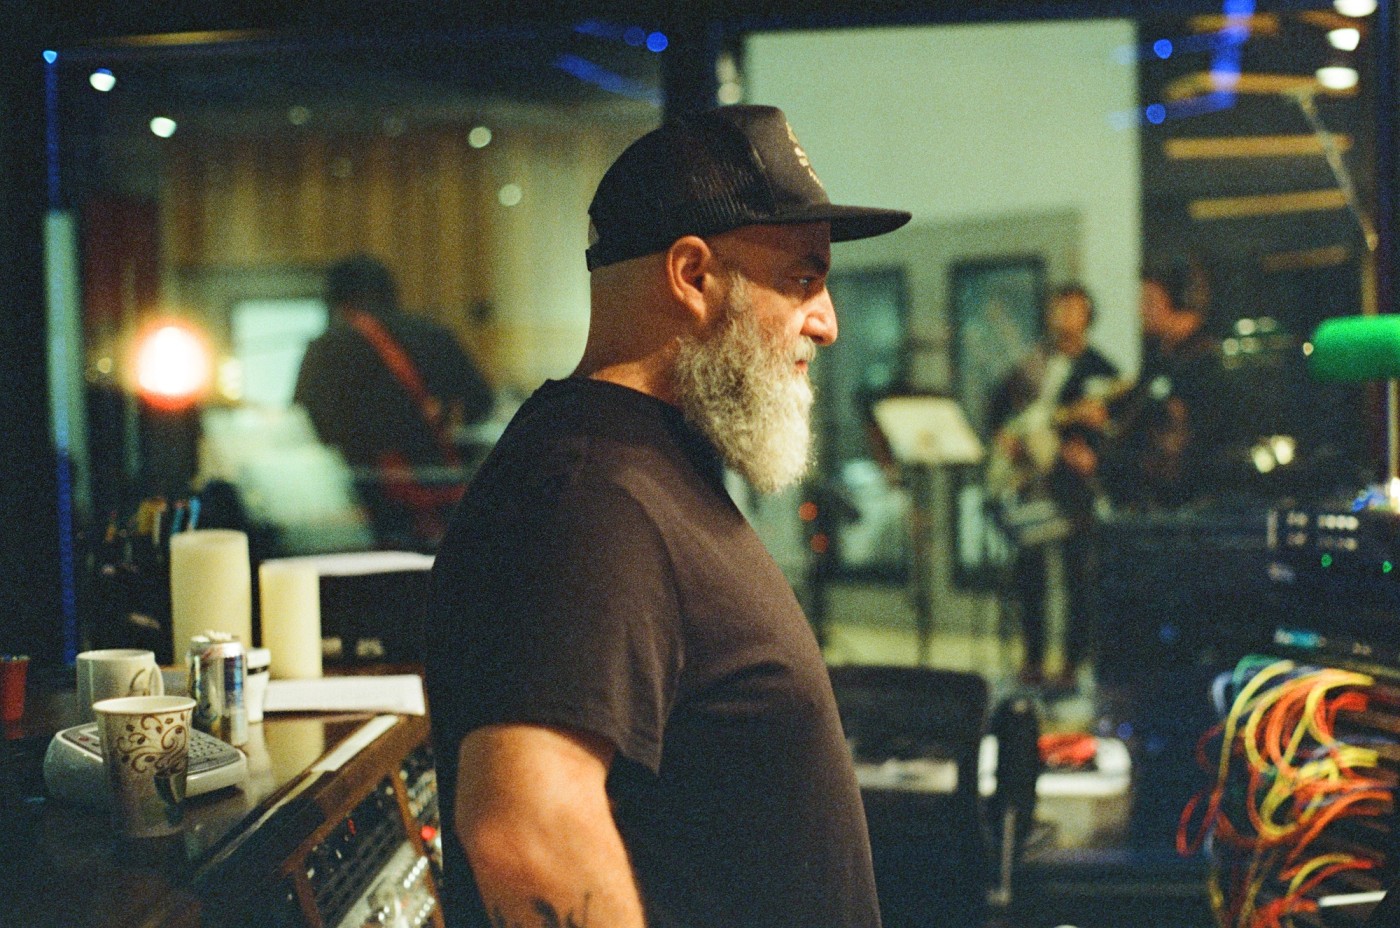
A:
987,284,1122,689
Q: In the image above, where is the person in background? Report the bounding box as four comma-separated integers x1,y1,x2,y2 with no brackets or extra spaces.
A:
424,104,910,928
1102,261,1221,511
987,284,1120,689
294,254,493,548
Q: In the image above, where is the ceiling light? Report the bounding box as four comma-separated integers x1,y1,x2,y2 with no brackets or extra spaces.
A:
1251,443,1277,474
468,126,492,149
498,183,523,207
1333,0,1377,16
1316,65,1359,90
89,69,116,92
1328,27,1361,51
149,116,177,138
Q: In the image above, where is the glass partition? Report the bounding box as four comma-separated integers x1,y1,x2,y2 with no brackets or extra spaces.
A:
39,0,1385,892
49,24,663,565
50,6,1377,667
745,4,1374,638
743,3,1379,873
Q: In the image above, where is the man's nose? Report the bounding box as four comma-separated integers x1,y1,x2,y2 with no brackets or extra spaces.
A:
805,290,838,346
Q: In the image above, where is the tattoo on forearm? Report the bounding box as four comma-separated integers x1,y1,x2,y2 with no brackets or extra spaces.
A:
488,893,592,928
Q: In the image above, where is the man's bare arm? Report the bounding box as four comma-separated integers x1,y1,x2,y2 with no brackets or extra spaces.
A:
455,724,647,928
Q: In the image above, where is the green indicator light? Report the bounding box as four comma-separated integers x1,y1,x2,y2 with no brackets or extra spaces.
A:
1321,553,1333,568
1385,561,1394,574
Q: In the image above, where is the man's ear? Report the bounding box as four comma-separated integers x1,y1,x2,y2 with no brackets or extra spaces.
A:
664,236,720,327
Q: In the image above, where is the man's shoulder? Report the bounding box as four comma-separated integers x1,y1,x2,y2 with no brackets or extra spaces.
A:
466,381,693,510
433,390,688,590
301,321,356,352
294,323,377,393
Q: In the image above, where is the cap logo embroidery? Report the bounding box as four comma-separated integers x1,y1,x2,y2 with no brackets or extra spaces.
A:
785,122,824,190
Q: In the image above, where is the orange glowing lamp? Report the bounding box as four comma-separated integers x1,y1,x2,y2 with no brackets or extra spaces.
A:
134,320,213,410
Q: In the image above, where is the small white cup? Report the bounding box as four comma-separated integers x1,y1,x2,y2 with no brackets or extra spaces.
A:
245,647,271,724
92,695,195,837
77,649,165,720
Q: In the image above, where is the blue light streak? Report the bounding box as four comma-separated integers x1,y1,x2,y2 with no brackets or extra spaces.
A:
574,20,612,38
1139,0,1253,126
574,20,667,54
44,52,80,663
1160,91,1239,122
1141,18,1256,61
45,53,60,207
555,54,662,104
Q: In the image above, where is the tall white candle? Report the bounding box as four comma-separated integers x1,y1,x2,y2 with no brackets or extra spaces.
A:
170,529,253,655
259,560,323,679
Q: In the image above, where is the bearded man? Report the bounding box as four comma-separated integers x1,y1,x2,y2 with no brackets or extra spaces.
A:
424,105,910,928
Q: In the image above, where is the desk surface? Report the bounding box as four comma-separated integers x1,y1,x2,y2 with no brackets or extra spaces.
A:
0,679,428,928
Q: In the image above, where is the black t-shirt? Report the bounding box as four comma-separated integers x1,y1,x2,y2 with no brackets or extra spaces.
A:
425,378,880,928
1103,332,1223,509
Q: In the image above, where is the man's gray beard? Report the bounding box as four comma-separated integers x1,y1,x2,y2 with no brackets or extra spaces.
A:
673,276,815,494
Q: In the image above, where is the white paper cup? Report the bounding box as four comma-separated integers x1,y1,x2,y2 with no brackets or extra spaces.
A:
245,647,271,724
92,695,196,837
77,649,164,720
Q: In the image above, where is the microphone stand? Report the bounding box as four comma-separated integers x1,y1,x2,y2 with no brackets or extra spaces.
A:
1287,87,1398,507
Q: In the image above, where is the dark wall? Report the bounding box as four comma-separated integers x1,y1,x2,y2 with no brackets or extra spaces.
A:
0,8,63,665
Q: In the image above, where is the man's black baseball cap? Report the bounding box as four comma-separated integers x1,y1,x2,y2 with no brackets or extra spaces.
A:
585,104,912,271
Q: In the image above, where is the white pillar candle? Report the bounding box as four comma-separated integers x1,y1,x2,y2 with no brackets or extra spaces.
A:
258,560,323,679
170,529,253,655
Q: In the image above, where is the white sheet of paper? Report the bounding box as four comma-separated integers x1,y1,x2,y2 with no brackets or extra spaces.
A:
262,674,426,715
854,758,958,794
265,551,434,577
873,396,985,466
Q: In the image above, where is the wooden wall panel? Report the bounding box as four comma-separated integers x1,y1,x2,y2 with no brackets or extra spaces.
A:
160,117,646,388
295,137,329,259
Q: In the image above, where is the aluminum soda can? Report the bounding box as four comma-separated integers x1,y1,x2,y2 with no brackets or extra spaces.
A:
187,631,248,746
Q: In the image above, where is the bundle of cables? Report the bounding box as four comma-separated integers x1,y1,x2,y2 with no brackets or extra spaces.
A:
1177,656,1394,928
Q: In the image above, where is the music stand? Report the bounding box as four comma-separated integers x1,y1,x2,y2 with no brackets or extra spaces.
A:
872,396,983,665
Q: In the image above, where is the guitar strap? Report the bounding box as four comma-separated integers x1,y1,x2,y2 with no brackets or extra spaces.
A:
344,309,461,467
344,309,464,538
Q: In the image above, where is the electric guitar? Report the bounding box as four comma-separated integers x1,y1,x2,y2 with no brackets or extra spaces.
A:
985,376,1134,546
986,377,1134,499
